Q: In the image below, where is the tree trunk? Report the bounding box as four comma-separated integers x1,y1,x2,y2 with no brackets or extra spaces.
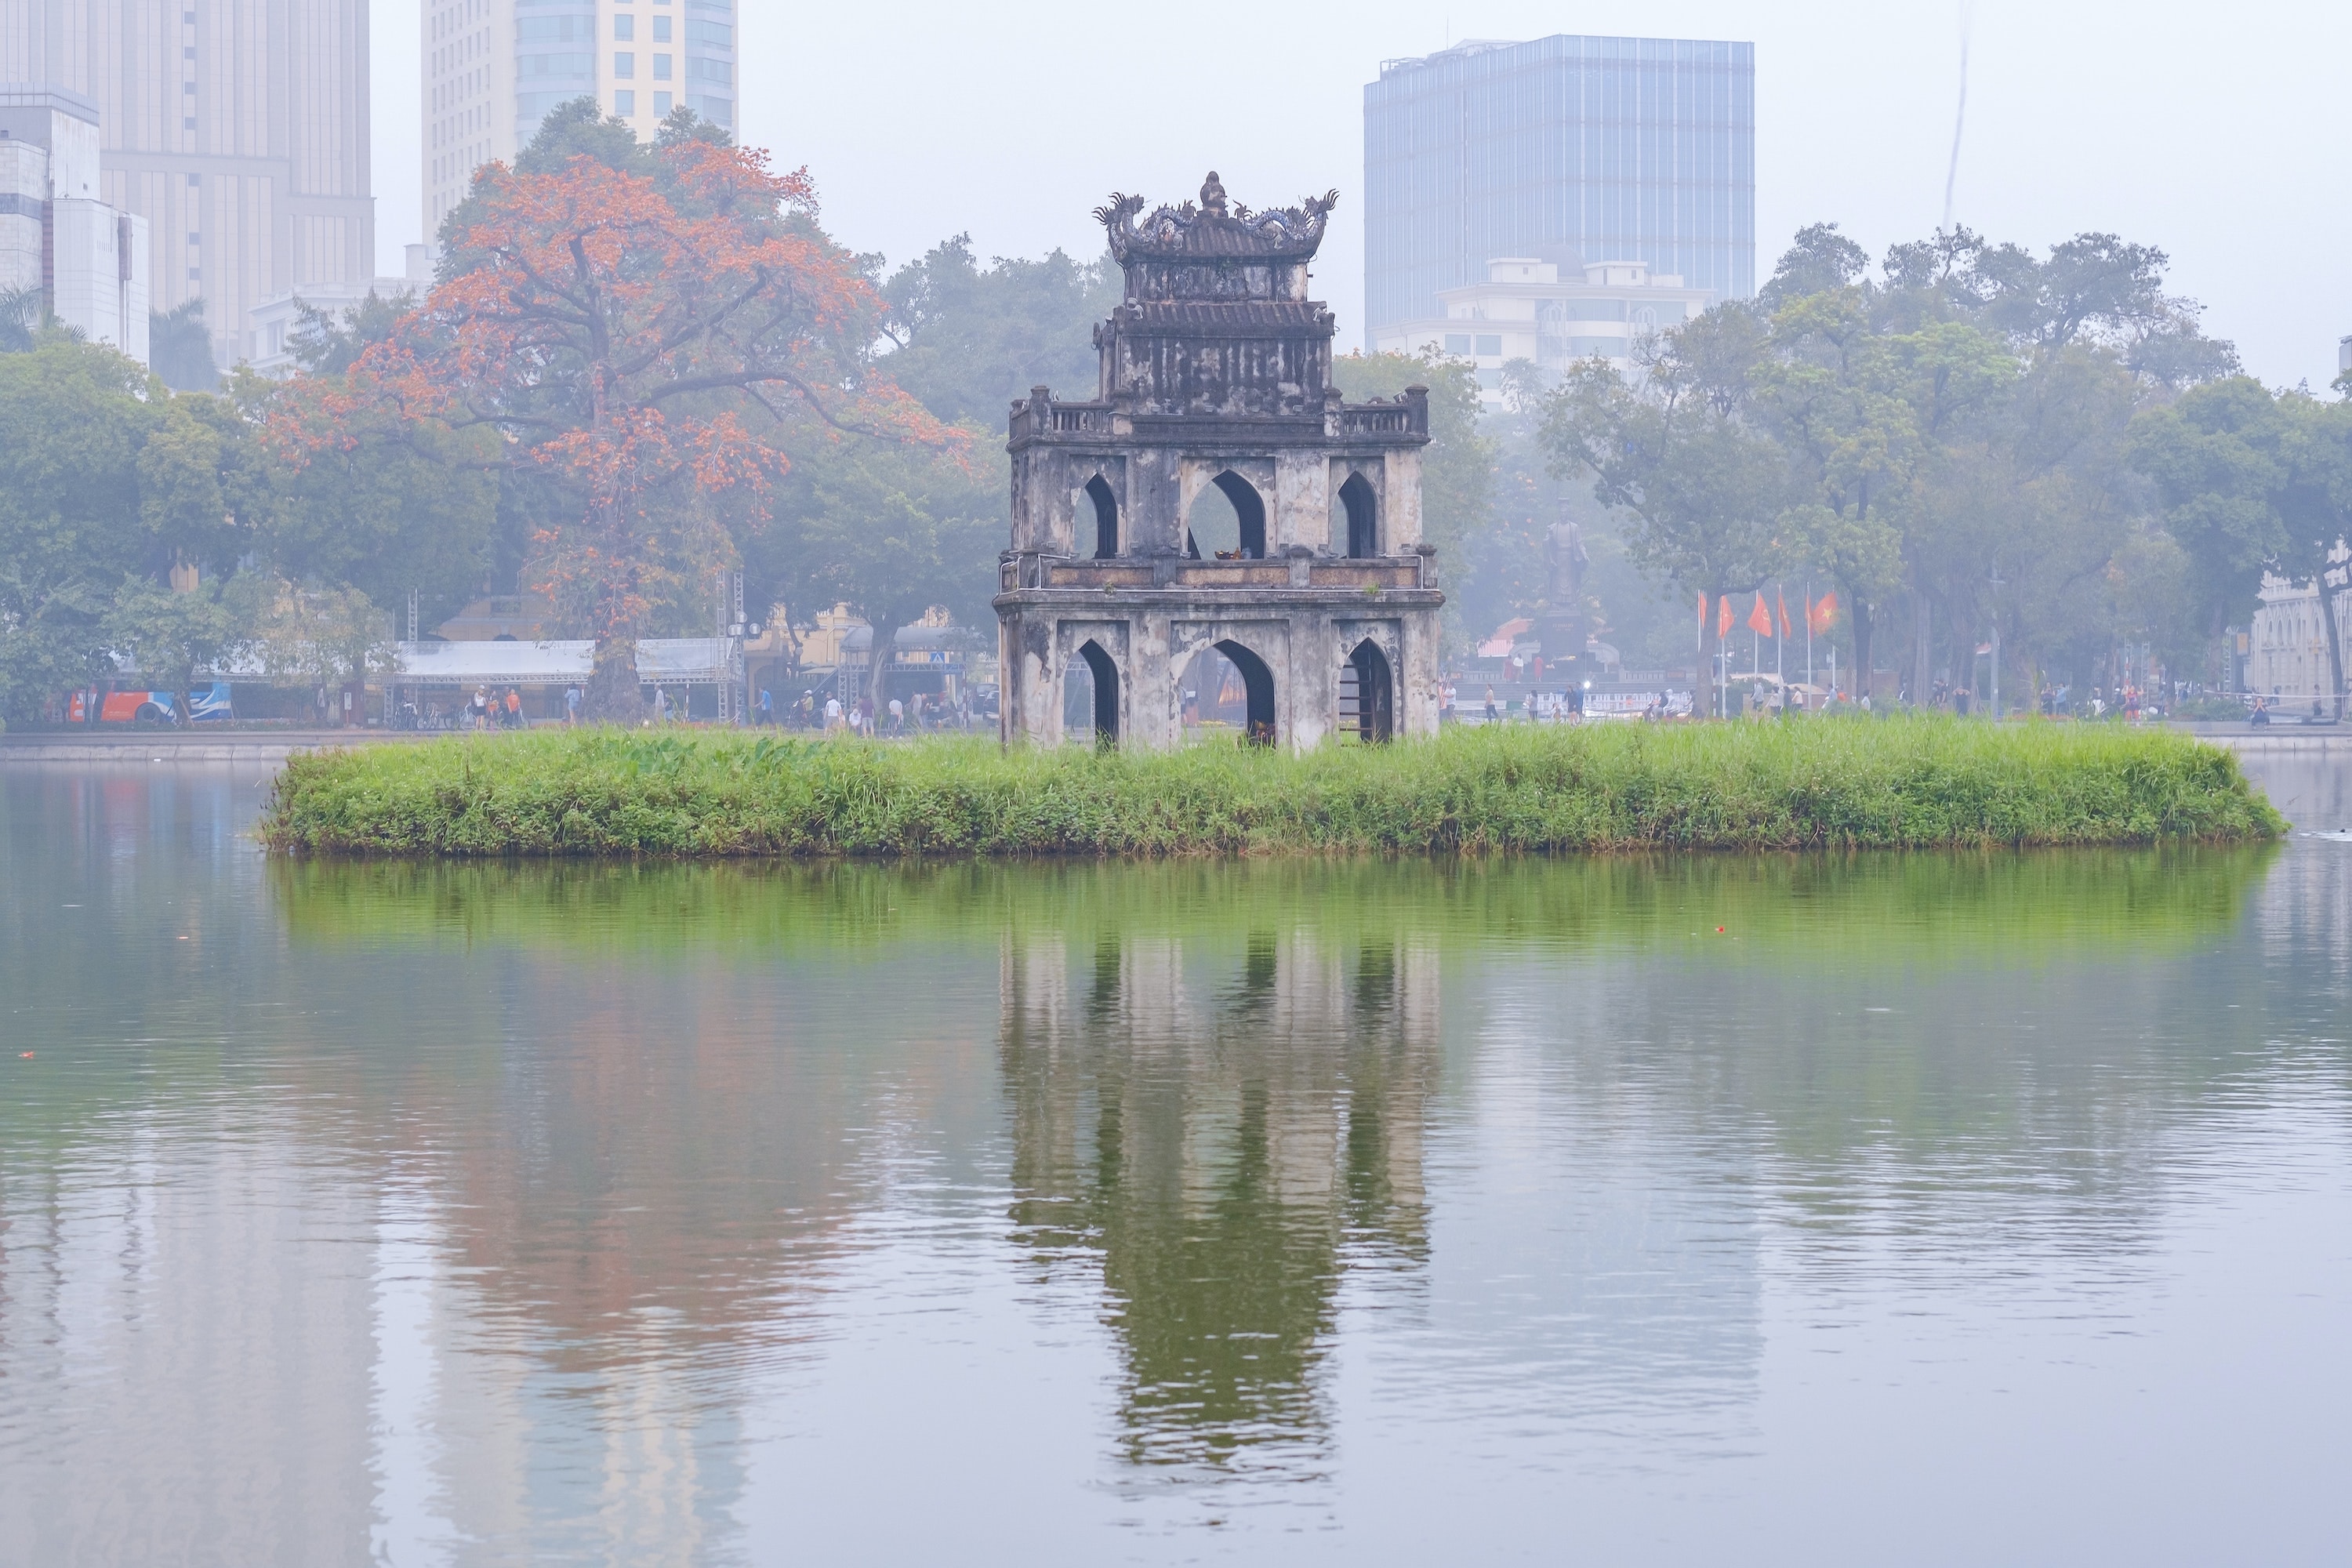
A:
586,633,645,722
1911,588,1932,708
864,616,902,728
2321,577,2347,722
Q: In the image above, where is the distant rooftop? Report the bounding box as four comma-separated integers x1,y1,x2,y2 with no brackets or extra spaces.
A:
1377,40,1523,74
1377,34,1747,76
0,82,102,123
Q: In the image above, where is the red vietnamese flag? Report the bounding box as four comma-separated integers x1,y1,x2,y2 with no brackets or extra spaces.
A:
1697,591,1708,638
1811,590,1838,633
1748,592,1773,637
1776,588,1792,639
1719,593,1734,637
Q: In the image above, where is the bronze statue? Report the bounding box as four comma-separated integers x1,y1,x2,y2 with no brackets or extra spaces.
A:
1200,170,1229,218
1544,513,1587,610
1541,506,1589,668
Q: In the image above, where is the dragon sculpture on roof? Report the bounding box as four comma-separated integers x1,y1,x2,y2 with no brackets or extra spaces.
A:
1093,176,1341,263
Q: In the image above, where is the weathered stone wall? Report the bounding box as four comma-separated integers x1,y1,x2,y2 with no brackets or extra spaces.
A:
996,180,1442,753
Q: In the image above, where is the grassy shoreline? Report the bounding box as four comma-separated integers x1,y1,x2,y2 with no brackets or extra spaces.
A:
257,720,2285,858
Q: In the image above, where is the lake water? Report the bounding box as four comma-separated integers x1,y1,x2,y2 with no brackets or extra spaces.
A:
1,751,2347,1566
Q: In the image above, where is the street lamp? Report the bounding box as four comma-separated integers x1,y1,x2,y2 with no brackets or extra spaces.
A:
1988,559,2003,721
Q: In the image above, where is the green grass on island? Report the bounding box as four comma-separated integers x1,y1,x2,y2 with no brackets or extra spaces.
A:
258,719,2286,858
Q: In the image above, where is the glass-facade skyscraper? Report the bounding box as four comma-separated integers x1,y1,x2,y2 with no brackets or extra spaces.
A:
1363,34,1755,343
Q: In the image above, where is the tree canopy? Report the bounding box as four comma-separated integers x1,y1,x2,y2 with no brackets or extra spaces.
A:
283,102,956,717
1536,219,2273,710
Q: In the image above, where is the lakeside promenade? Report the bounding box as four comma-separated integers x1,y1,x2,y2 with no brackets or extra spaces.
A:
1,720,2344,766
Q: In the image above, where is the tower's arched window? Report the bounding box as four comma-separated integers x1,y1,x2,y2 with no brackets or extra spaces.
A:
1340,472,1377,558
1186,471,1268,559
1084,474,1118,558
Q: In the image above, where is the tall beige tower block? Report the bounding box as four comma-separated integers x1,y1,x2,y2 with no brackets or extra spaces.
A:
423,0,737,240
0,0,375,369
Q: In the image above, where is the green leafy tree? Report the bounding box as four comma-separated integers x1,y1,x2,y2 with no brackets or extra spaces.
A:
877,237,1120,425
288,289,418,376
311,100,952,720
2132,382,2352,714
0,284,41,354
748,432,1000,710
254,579,398,722
1747,220,2238,707
1541,307,1795,713
103,572,263,723
0,337,157,723
2273,394,2352,717
249,365,501,623
1333,350,1494,655
136,390,281,576
149,299,220,392
2126,378,2289,640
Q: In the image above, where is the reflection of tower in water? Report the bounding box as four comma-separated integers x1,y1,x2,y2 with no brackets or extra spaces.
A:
1000,924,1441,1470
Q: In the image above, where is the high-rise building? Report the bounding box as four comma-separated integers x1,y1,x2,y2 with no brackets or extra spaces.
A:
1363,34,1754,352
423,0,737,239
0,85,151,365
0,0,375,371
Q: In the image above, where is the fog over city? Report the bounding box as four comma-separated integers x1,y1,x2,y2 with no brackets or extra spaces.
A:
368,0,2352,390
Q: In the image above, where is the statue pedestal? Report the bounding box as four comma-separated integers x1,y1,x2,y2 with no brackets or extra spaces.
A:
1539,615,1586,679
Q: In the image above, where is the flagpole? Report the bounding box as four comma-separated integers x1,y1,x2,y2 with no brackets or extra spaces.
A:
1776,581,1784,692
1806,582,1814,691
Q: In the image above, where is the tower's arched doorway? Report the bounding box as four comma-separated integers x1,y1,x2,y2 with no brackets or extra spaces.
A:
1340,472,1377,558
1185,471,1268,560
1084,474,1119,558
1341,639,1393,742
1216,639,1276,745
1074,639,1119,747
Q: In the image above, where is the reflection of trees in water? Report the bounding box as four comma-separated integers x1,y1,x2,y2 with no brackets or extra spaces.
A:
1001,925,1439,1472
4,800,2321,1551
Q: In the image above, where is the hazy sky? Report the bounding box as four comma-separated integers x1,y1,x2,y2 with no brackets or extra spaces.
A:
371,0,2352,391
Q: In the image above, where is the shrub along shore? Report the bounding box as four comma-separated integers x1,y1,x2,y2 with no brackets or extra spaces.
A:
258,720,2285,858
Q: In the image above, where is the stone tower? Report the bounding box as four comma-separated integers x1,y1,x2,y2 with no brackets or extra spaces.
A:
994,175,1444,751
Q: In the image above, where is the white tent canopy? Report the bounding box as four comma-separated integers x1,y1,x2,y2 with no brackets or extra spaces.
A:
396,638,736,687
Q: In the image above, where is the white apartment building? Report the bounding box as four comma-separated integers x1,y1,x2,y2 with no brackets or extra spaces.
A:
423,0,738,236
2246,563,2350,705
1370,256,1715,402
0,0,376,372
247,274,414,376
0,85,150,365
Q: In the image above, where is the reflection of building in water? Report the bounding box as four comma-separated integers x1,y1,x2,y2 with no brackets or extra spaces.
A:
1000,926,1441,1468
371,960,894,1560
0,1127,382,1561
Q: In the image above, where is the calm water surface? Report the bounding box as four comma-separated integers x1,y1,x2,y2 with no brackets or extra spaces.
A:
1,752,2347,1566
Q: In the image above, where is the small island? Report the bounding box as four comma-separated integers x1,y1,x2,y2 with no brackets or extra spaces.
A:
250,173,2285,862
259,721,2284,858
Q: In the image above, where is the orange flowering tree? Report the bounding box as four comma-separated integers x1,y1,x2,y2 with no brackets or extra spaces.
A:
277,115,955,716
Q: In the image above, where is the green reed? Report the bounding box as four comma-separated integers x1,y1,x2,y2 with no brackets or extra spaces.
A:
257,717,2284,858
